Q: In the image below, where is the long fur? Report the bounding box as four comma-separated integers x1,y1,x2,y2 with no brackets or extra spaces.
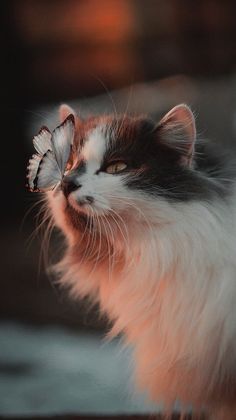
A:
45,105,236,419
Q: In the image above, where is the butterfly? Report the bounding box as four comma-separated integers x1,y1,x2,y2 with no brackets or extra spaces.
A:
26,114,75,192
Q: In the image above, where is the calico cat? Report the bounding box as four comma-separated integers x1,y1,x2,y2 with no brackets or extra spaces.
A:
45,103,236,419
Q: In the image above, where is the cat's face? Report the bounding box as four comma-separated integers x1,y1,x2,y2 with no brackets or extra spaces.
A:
48,104,197,239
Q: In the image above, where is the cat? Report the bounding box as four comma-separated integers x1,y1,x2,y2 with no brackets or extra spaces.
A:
45,103,236,419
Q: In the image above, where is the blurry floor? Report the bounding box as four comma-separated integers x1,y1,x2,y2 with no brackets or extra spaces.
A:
0,322,156,416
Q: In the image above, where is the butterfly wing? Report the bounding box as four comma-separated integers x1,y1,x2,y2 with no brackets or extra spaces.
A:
26,154,42,191
51,114,75,174
33,127,52,155
27,126,53,191
27,115,75,192
34,151,62,191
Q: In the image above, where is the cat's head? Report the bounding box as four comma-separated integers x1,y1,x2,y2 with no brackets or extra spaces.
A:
48,103,197,243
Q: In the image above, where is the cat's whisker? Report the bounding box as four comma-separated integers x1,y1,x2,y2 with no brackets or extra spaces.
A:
101,213,116,282
100,213,113,281
95,208,103,264
80,209,100,266
79,213,93,266
25,206,52,252
107,208,130,250
23,107,57,121
77,213,91,248
38,213,55,275
86,208,103,279
35,202,51,227
97,213,111,278
117,84,134,139
101,194,157,262
20,195,48,233
90,73,118,119
88,210,99,262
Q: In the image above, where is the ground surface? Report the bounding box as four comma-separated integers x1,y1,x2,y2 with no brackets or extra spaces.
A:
0,322,157,416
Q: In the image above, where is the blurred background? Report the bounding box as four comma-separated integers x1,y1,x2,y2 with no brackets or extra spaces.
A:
1,0,236,417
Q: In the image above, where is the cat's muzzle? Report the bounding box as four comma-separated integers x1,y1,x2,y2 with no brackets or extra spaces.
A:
62,176,81,197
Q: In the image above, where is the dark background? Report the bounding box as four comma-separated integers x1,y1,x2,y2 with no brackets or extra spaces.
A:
1,0,236,416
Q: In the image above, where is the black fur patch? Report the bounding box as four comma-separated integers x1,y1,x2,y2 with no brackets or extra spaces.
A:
102,116,234,202
62,160,86,197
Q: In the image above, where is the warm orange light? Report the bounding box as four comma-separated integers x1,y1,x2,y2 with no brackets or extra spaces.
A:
14,0,136,46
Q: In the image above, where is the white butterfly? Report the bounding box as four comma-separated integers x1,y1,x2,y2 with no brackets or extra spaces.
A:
27,115,75,192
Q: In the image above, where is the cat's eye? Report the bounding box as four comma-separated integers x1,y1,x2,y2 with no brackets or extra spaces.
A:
105,161,127,174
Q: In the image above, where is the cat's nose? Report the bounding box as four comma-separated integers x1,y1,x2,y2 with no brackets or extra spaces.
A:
77,195,94,206
62,177,81,196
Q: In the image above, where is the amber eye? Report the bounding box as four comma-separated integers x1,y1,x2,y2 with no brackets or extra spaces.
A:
105,161,127,174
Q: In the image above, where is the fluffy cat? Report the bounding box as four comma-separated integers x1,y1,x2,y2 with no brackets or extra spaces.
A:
46,103,236,419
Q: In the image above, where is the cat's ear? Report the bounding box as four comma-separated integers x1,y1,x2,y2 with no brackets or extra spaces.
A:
157,104,196,167
59,104,76,123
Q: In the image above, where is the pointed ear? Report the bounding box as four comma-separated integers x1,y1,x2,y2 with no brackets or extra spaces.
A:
59,104,76,123
157,104,196,167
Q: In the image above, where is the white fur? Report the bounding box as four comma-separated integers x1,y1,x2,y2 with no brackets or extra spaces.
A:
82,126,106,163
47,121,236,419
67,125,130,216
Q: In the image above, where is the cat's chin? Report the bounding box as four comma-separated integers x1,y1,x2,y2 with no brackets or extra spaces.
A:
65,201,91,230
67,194,108,217
67,195,91,215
